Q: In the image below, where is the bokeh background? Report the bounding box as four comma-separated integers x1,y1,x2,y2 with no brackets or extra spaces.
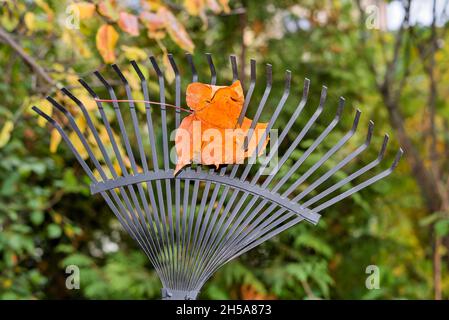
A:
1,0,449,299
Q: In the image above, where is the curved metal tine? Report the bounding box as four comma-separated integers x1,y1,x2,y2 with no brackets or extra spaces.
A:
149,56,171,170
205,53,217,85
149,56,176,287
233,131,387,253
31,107,160,276
185,52,198,82
93,71,139,174
60,87,118,180
180,175,191,289
249,78,311,185
111,63,172,282
243,64,273,151
130,61,159,171
294,120,375,202
46,96,109,183
167,54,182,127
78,78,129,176
130,61,171,279
230,54,239,82
185,54,220,289
206,78,310,257
214,86,328,252
240,70,292,181
276,107,360,196
189,57,256,285
237,59,256,126
190,68,289,285
112,64,149,172
303,134,390,208
197,71,293,279
90,71,171,285
78,79,161,262
49,95,167,278
312,148,403,213
237,136,395,260
262,85,328,187
94,71,171,281
167,54,182,286
227,211,301,263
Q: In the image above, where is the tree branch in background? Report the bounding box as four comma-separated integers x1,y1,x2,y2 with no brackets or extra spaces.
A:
0,26,54,87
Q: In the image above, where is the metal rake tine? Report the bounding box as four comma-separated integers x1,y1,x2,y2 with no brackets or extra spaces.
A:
230,54,239,82
111,63,173,273
199,77,312,275
185,52,198,82
312,147,403,212
238,59,256,125
149,56,171,169
94,70,139,174
198,70,294,277
32,106,96,181
261,86,329,187
167,54,182,127
185,56,222,288
130,60,160,171
303,133,390,208
245,70,292,165
60,87,118,180
205,53,217,85
112,63,149,172
167,53,183,286
243,63,273,151
277,107,360,196
130,61,171,280
250,77,310,184
294,120,375,202
33,110,157,267
149,56,177,287
93,71,172,285
45,96,109,181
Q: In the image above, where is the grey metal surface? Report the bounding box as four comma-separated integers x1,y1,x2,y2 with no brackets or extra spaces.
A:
32,53,403,300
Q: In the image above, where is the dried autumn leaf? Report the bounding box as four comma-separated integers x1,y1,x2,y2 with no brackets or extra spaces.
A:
118,12,139,36
96,24,119,63
175,81,269,174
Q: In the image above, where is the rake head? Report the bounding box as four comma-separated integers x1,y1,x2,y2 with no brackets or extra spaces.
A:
33,53,402,300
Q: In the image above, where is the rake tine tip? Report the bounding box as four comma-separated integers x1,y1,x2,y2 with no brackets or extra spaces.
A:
32,106,55,124
378,134,390,159
130,61,146,80
111,64,128,84
46,96,68,115
391,148,404,169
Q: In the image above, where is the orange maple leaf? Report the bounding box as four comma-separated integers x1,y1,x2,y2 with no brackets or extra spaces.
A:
174,80,269,175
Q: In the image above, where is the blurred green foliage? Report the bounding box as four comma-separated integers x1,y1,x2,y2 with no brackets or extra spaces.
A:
0,0,448,299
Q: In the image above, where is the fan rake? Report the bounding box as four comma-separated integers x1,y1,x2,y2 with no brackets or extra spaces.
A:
33,53,402,300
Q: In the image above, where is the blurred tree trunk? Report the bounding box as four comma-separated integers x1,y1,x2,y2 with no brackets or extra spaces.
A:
357,0,447,299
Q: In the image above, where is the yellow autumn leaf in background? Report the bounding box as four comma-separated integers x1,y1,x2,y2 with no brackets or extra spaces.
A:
50,128,61,153
96,24,119,63
73,2,96,19
121,45,147,61
0,120,14,149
